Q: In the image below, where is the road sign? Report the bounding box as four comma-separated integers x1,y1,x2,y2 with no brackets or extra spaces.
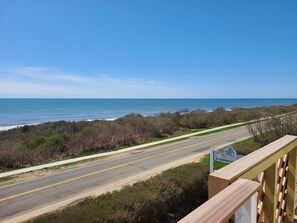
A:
214,146,244,164
210,146,244,173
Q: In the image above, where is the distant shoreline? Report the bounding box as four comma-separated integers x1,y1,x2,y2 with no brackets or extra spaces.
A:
0,103,296,132
0,98,297,131
0,105,289,131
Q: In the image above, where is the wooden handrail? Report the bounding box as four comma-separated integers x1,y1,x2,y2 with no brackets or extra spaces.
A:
178,179,260,223
209,135,297,198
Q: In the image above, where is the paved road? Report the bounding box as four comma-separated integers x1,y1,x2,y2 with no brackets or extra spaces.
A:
0,126,250,222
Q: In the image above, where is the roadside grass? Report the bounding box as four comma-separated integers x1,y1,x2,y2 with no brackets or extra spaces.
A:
43,156,107,171
0,176,15,183
200,154,228,170
26,162,209,223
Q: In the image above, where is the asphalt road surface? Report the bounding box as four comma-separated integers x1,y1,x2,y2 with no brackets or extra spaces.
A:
0,126,251,222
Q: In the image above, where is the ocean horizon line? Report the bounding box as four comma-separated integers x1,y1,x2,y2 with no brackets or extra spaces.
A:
1,97,297,100
1,98,297,131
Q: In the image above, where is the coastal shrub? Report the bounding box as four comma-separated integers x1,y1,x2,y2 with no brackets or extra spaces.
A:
26,162,209,223
0,104,297,170
247,114,297,146
30,135,64,148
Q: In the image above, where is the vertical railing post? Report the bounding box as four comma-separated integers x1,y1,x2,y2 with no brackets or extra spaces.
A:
284,147,297,223
264,162,278,223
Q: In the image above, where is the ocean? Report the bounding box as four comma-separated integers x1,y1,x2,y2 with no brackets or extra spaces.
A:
0,98,297,130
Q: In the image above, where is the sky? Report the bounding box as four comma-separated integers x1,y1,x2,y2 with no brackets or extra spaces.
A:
0,0,296,98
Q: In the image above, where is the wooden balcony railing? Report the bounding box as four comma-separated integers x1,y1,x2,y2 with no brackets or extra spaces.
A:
180,135,297,223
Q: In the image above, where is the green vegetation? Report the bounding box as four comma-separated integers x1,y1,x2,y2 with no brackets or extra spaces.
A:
26,163,209,223
200,152,228,170
1,104,297,171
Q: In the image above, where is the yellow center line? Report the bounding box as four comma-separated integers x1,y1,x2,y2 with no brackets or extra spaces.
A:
0,130,247,203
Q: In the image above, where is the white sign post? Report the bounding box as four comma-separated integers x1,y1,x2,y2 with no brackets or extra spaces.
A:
210,147,214,173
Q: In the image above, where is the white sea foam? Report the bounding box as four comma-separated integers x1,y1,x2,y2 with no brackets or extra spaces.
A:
0,118,121,132
0,125,26,131
85,118,118,122
0,123,39,131
105,118,117,121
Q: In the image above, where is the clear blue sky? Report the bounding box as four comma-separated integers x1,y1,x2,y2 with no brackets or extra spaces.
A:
0,0,296,98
